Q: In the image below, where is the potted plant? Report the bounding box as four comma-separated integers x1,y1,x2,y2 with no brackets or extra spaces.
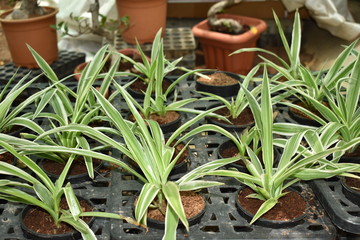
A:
116,0,167,44
0,136,142,240
191,0,267,74
28,82,241,239
0,0,58,68
18,45,120,182
204,69,360,226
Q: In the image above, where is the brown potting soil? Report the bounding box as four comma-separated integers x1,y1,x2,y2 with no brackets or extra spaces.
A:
0,152,14,164
147,191,205,222
41,158,102,176
238,187,306,221
129,78,171,94
196,72,239,86
345,173,360,192
344,145,360,158
212,107,254,126
129,111,180,125
23,198,93,235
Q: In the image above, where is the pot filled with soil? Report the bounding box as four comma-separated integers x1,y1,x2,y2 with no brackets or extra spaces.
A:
0,152,17,178
39,157,104,184
218,140,280,172
21,197,94,240
206,103,255,132
195,71,243,98
341,174,360,206
127,140,191,176
128,111,182,134
127,77,174,99
287,101,328,127
134,191,206,229
235,186,307,228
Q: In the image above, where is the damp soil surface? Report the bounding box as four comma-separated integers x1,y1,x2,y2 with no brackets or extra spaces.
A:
196,72,239,86
238,187,307,221
211,107,254,126
41,158,102,176
0,151,14,164
129,111,180,125
147,191,205,222
23,198,93,235
129,78,172,94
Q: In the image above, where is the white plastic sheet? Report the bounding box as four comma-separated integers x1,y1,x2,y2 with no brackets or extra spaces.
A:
281,0,360,41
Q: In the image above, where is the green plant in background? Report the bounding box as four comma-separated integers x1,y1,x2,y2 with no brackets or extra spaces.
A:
285,48,360,155
0,135,142,240
205,69,360,224
232,10,355,115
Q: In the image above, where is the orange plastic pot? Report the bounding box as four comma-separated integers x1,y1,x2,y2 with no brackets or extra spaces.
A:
192,14,267,74
0,7,58,68
116,0,167,44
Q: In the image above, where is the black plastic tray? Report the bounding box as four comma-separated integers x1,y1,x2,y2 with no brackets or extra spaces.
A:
309,178,360,235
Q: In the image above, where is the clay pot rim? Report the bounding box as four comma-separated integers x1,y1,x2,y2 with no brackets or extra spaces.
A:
235,186,308,228
0,6,58,23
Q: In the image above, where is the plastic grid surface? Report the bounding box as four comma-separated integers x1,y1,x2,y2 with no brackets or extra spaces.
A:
0,76,354,239
309,179,360,235
0,51,85,84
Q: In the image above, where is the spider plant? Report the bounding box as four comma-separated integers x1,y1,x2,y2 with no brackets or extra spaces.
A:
18,45,123,178
232,10,355,112
19,82,242,239
0,135,141,240
204,68,360,224
284,48,360,154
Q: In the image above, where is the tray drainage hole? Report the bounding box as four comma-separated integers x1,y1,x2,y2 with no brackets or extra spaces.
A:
122,190,137,196
122,200,128,206
233,226,253,232
339,200,349,207
210,213,217,220
94,226,103,235
0,208,3,215
2,217,8,222
220,187,238,193
228,213,236,221
124,228,143,234
7,227,14,234
307,224,324,231
223,197,229,204
90,198,107,205
205,143,219,148
348,211,360,217
201,225,220,233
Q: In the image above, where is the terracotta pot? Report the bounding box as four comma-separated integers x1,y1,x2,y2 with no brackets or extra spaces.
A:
116,0,167,44
0,7,58,68
192,14,267,74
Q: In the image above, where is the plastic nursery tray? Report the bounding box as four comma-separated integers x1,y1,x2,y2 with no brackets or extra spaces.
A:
0,51,85,84
309,178,360,235
0,167,113,240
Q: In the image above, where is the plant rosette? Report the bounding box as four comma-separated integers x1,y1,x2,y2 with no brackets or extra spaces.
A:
218,140,281,172
340,174,360,206
194,71,243,98
206,103,255,132
21,197,95,240
127,140,191,177
38,157,105,184
235,186,307,228
133,191,207,229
